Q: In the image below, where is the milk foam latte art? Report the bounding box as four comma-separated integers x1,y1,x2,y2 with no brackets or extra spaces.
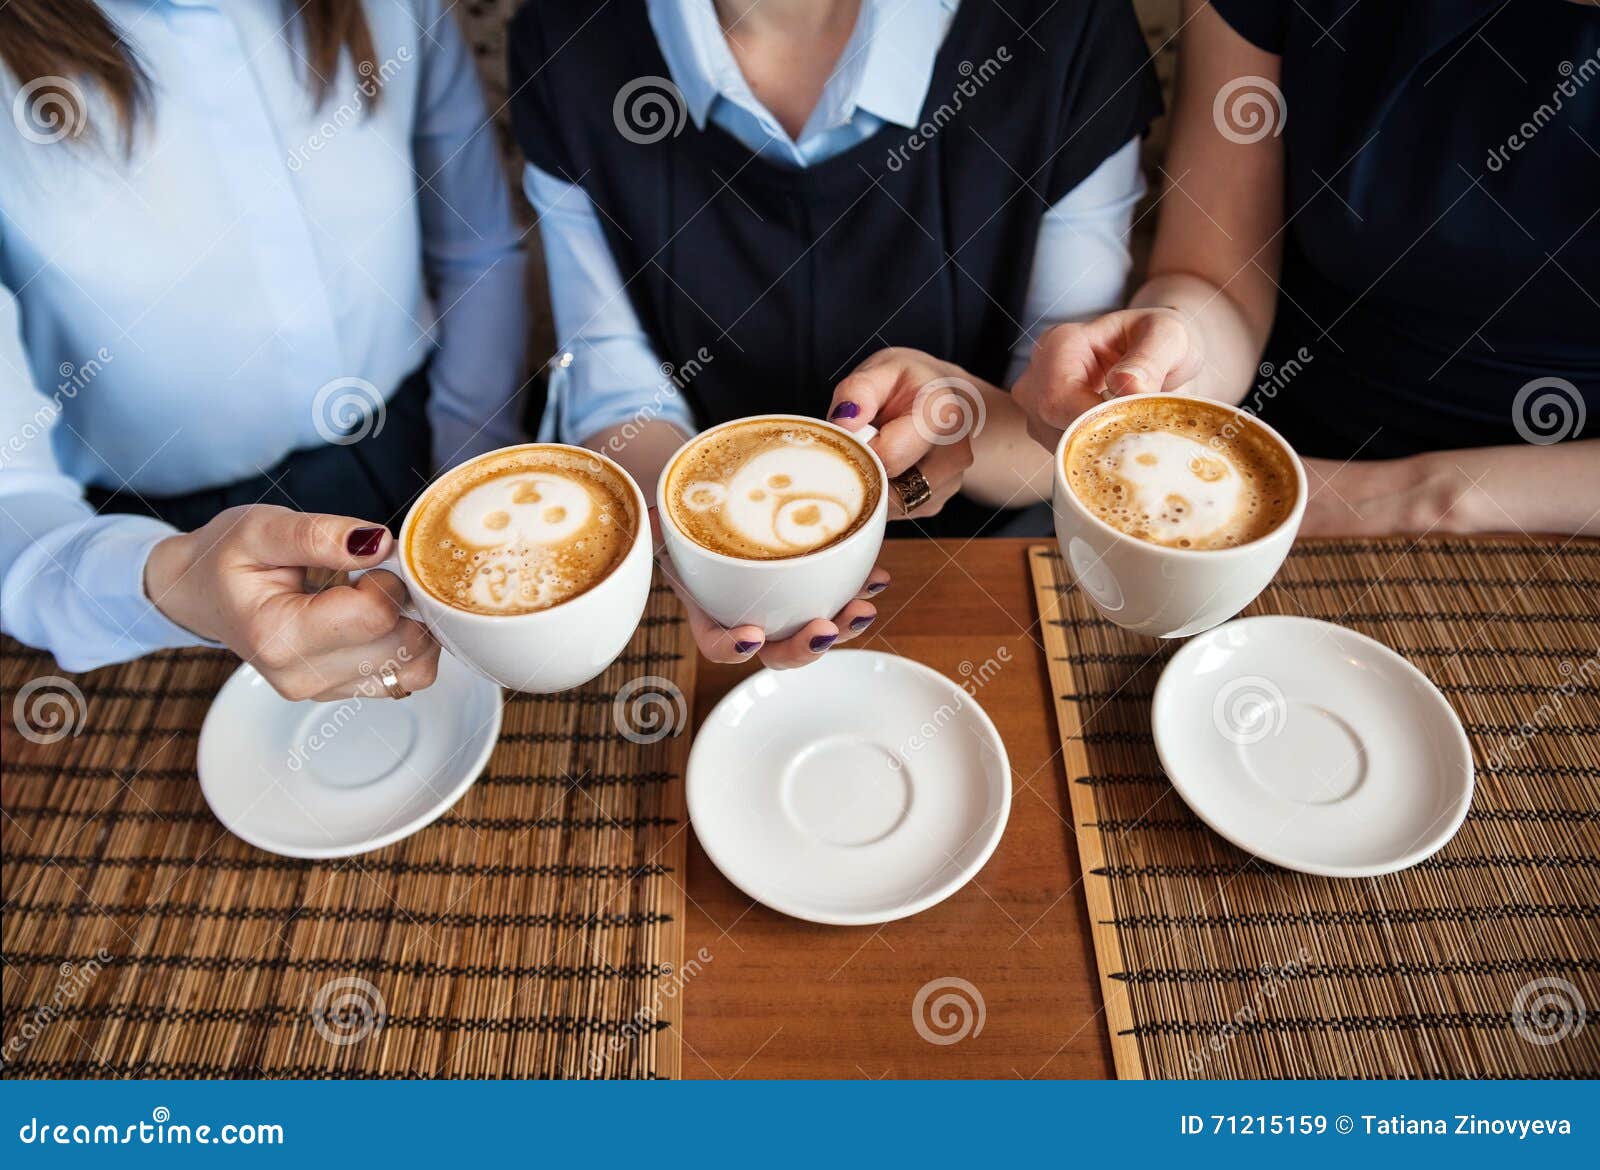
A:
407,447,638,615
665,419,881,560
1063,397,1297,550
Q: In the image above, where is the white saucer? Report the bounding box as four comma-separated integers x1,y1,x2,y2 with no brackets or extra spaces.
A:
1151,615,1473,878
687,650,1011,925
198,652,502,859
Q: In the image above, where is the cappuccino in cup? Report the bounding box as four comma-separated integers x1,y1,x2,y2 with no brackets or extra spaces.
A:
1052,395,1306,639
1063,396,1297,550
664,419,881,561
658,416,888,640
364,443,651,692
408,446,638,615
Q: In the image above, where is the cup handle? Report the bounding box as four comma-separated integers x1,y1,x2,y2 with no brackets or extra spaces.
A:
854,423,878,443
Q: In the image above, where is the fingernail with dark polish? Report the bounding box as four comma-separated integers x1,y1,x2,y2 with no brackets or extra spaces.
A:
809,634,837,653
867,581,889,594
347,526,385,557
830,402,860,420
734,641,761,655
850,615,874,632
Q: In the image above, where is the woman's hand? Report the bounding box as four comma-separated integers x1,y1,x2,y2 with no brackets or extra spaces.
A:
1011,307,1204,449
826,347,982,517
644,509,888,670
144,505,441,701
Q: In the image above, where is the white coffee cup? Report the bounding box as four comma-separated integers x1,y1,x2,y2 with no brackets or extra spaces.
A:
657,414,888,641
1052,394,1307,639
368,443,653,693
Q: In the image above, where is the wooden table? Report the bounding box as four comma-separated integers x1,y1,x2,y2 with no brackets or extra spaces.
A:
680,538,1112,1079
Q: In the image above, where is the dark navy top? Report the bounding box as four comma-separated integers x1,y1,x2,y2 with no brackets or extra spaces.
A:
508,0,1160,431
1213,0,1599,458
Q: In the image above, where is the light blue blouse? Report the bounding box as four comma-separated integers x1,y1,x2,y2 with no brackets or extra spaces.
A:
527,0,1145,445
0,0,526,670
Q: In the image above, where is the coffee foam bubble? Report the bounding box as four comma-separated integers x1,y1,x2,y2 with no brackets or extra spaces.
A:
666,421,879,560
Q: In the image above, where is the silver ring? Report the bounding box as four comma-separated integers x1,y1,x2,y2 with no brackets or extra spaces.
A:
378,664,409,700
890,465,934,515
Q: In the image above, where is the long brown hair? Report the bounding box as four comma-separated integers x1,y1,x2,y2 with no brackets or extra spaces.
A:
0,1,379,148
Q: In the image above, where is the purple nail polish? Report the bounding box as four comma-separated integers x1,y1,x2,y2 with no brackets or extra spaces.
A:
867,581,889,594
809,634,837,653
850,615,874,632
830,402,860,420
734,641,760,655
347,526,385,557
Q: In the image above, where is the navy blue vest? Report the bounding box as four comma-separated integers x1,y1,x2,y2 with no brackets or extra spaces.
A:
510,0,1160,431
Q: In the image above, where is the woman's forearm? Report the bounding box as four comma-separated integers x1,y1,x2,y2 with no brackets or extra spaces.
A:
579,418,691,518
964,383,1054,508
1427,441,1600,537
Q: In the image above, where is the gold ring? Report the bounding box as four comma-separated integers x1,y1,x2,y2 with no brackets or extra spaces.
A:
378,664,409,701
890,465,934,515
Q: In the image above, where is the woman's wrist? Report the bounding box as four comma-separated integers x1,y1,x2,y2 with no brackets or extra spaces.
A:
144,532,213,640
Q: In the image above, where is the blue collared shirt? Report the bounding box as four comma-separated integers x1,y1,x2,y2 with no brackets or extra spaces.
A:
0,0,526,670
527,0,1144,444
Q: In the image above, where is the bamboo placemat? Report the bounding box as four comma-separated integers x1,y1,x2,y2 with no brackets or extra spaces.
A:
1030,539,1600,1079
0,577,695,1079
